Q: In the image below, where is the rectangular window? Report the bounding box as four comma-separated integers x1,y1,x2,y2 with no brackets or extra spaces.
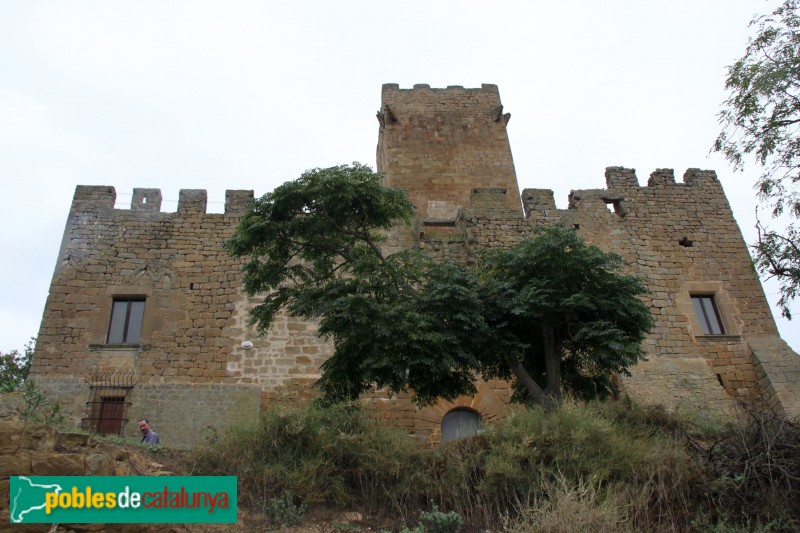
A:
97,397,126,435
692,295,724,335
107,298,145,344
82,374,136,436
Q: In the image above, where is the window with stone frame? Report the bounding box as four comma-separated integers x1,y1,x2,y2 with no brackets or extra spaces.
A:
107,298,145,344
691,295,725,335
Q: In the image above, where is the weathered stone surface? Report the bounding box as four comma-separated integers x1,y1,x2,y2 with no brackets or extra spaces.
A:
0,479,9,509
0,419,25,453
85,453,114,475
0,391,24,419
0,450,31,475
60,431,91,448
20,424,57,451
31,452,85,475
113,461,133,476
749,337,800,418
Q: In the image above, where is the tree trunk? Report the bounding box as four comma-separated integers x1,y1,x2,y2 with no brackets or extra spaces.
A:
508,358,554,411
542,324,562,400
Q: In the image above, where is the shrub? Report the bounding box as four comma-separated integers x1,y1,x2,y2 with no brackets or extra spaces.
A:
418,505,462,533
194,399,703,530
194,401,414,511
504,476,632,533
264,491,308,527
702,401,800,529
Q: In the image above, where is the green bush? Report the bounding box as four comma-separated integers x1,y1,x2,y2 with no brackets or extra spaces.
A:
418,505,462,533
194,401,414,511
193,399,704,530
264,491,308,527
192,399,800,531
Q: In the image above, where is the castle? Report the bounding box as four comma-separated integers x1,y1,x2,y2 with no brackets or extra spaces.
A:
30,84,800,447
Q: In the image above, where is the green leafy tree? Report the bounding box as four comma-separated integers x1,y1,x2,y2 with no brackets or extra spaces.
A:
227,164,652,409
477,230,654,407
713,0,800,318
0,338,35,392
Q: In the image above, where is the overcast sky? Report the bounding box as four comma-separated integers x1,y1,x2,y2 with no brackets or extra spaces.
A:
1,1,797,354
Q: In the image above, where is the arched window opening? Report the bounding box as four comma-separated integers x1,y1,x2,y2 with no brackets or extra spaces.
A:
441,408,482,442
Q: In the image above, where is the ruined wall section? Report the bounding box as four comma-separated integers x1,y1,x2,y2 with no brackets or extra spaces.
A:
377,84,521,222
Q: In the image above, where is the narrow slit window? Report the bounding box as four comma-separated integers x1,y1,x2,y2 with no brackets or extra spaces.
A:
692,295,724,335
107,298,145,344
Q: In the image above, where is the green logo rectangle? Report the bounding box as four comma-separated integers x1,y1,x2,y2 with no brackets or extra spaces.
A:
9,476,237,524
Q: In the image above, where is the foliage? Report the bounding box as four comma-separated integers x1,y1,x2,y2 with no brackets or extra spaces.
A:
713,0,800,318
702,401,800,528
753,217,800,318
264,491,308,527
477,227,653,405
227,164,652,408
417,505,462,533
394,505,462,533
225,162,415,335
195,400,800,531
193,400,413,510
21,378,45,419
193,400,702,531
0,338,35,392
503,477,633,533
20,379,65,427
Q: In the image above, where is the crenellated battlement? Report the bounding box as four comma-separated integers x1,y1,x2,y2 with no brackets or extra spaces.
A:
381,83,501,98
70,186,254,216
523,167,725,219
378,84,507,126
605,167,721,190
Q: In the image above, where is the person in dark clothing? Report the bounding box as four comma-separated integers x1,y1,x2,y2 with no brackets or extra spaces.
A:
138,418,160,444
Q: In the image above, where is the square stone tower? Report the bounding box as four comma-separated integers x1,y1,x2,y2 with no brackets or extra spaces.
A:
377,83,521,219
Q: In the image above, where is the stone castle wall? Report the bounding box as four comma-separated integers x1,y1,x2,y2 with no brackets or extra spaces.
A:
31,186,314,446
29,84,800,448
417,168,789,416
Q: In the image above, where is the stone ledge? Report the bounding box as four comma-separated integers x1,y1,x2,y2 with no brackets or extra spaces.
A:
694,335,742,342
88,344,150,352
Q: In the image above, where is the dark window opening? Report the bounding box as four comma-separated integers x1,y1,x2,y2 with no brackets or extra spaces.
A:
441,408,482,442
97,397,126,435
679,237,694,247
107,298,145,344
82,374,136,436
716,373,724,387
602,198,627,217
692,295,725,335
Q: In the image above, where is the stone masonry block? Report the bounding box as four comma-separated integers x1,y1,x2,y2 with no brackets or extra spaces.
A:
0,450,31,476
31,452,85,475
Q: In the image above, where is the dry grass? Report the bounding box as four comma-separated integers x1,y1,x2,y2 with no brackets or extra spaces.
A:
192,399,799,532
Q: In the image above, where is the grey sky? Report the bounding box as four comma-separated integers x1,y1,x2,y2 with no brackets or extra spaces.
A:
1,0,797,353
